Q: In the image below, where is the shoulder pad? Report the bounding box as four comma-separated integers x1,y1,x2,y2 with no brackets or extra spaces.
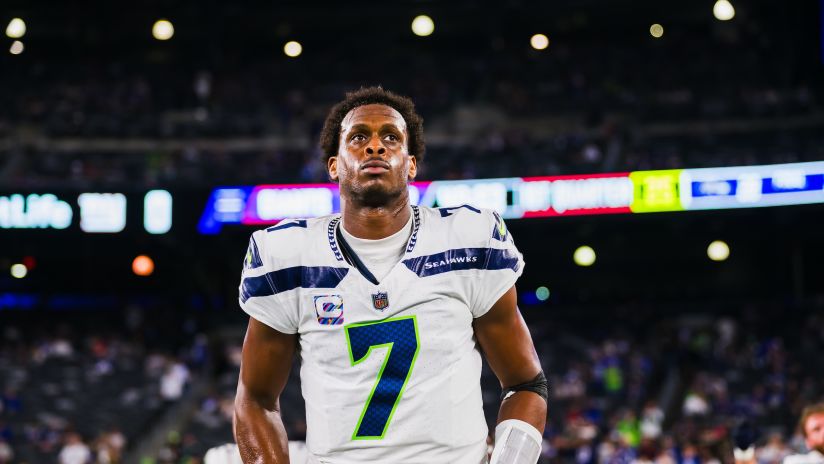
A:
253,216,332,267
427,205,501,246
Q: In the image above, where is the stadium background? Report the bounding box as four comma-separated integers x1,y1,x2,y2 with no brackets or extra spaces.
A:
1,0,824,463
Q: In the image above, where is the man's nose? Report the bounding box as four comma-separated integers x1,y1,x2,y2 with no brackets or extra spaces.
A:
365,140,386,156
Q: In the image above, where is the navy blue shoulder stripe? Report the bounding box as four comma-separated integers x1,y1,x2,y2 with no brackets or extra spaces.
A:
241,266,349,303
267,219,307,232
438,204,481,217
402,247,520,278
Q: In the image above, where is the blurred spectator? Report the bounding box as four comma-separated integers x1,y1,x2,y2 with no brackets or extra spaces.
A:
94,427,126,464
615,410,641,449
640,400,665,440
58,432,91,464
757,433,790,464
683,389,711,417
0,439,12,464
784,403,824,464
0,390,21,416
160,358,190,402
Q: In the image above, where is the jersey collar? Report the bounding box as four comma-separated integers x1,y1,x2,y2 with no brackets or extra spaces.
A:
327,205,421,284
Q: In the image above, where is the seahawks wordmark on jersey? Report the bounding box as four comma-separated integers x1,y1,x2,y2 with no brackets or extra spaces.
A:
239,205,525,464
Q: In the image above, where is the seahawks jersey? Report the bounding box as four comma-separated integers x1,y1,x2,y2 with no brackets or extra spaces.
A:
239,205,525,464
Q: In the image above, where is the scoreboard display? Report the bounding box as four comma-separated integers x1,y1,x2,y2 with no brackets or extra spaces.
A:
2,162,822,236
197,161,824,234
0,190,172,234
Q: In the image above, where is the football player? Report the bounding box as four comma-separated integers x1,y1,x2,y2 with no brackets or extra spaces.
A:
234,87,546,464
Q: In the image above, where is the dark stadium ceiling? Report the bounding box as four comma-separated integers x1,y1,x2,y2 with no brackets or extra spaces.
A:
1,0,818,67
2,0,814,42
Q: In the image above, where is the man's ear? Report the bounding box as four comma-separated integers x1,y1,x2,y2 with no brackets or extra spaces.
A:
328,156,339,182
407,155,417,180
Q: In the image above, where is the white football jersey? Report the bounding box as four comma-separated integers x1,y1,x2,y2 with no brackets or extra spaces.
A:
239,205,525,464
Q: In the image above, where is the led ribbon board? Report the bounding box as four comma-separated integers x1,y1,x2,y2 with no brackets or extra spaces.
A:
0,190,173,234
197,161,824,234
679,162,824,210
0,193,74,230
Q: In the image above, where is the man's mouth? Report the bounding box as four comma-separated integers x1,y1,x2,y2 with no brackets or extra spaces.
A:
361,161,390,174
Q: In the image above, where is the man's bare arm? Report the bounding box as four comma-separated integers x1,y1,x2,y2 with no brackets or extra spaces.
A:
234,317,296,464
473,285,547,432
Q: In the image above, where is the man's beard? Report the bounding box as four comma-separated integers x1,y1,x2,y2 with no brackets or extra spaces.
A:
343,177,406,208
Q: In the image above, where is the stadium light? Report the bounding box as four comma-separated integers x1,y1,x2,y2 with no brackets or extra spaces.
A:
650,24,664,38
535,286,550,301
707,240,730,261
573,246,596,267
411,15,434,37
284,41,302,58
713,0,735,21
9,40,23,55
132,255,155,276
152,19,174,40
530,34,549,50
10,264,27,279
5,18,25,39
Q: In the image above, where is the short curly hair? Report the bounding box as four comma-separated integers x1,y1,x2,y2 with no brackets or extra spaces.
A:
319,86,425,162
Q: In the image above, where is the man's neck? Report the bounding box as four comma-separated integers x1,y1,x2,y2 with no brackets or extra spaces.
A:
340,195,411,240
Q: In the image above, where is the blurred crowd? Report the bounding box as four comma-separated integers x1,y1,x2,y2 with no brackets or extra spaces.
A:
80,299,820,464
0,307,207,464
8,126,824,191
2,26,823,188
1,299,822,463
528,302,824,464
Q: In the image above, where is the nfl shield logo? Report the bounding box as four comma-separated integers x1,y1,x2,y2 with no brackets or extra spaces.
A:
371,292,389,311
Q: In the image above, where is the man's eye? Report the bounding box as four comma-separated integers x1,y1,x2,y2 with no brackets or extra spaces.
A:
384,134,399,142
350,134,366,142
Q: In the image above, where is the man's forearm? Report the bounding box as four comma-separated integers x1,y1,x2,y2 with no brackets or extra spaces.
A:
497,391,547,432
234,392,290,464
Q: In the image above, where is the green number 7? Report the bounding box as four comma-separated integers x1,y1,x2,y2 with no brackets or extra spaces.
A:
344,316,420,440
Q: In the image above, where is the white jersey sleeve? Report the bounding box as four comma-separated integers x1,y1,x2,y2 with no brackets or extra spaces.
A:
238,229,300,334
467,209,525,318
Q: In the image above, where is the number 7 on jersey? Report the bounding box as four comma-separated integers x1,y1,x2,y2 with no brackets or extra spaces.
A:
344,316,420,440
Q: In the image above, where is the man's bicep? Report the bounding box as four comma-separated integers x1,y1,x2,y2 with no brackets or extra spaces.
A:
472,285,541,387
238,316,297,408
